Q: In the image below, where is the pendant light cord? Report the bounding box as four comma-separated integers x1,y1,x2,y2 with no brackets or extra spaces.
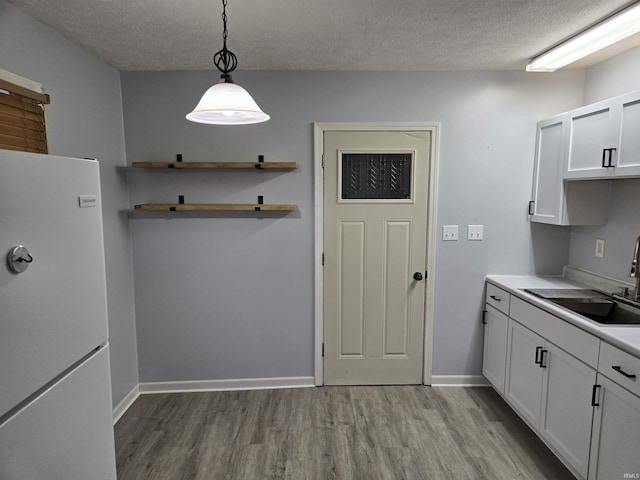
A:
221,0,228,51
213,0,238,81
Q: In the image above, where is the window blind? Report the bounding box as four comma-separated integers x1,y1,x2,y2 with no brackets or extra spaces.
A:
0,78,50,154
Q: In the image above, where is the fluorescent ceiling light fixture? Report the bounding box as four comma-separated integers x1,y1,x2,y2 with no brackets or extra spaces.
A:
526,2,640,72
186,0,269,125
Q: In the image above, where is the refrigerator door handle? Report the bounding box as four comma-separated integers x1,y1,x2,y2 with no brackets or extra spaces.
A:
7,245,34,274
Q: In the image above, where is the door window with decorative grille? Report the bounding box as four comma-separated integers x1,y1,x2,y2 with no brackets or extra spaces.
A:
338,151,415,203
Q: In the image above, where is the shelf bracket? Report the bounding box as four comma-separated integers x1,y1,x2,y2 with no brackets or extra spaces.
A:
255,155,265,169
255,195,264,211
170,195,185,211
169,153,183,168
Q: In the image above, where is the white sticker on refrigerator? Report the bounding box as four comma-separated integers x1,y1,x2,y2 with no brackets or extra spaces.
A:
78,195,97,208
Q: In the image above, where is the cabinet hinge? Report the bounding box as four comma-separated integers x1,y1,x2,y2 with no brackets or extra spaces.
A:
482,310,487,324
322,253,324,266
322,154,325,169
322,343,325,357
528,200,535,216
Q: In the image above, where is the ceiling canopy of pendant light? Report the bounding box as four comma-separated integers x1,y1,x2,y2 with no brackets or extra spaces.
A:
186,0,269,125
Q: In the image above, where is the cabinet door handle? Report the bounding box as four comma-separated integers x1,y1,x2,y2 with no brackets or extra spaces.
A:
591,384,601,407
535,346,543,365
608,148,617,167
539,349,548,368
528,200,535,215
612,365,637,379
482,310,487,325
602,148,616,168
490,295,501,302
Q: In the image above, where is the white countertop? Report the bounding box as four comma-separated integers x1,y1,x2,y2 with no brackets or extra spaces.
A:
486,274,640,358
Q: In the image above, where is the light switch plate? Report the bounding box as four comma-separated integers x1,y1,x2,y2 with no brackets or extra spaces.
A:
443,225,458,241
468,225,484,241
595,239,605,258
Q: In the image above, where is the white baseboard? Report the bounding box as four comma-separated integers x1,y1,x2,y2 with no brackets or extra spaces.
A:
430,375,490,387
112,384,140,425
113,375,486,421
138,376,316,394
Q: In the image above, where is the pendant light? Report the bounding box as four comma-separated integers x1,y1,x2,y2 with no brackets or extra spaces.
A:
186,0,269,125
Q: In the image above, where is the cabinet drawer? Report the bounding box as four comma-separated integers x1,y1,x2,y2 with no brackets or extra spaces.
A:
486,283,510,315
510,297,600,368
599,342,640,397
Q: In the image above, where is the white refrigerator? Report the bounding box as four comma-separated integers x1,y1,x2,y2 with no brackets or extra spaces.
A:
0,151,117,479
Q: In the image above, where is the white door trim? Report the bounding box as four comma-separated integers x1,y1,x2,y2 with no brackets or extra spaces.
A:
313,122,440,386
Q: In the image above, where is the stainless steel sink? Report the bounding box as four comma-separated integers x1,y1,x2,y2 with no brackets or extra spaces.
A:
524,288,640,325
548,297,614,318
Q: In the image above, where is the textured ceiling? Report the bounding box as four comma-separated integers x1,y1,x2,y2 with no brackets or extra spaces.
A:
7,0,640,71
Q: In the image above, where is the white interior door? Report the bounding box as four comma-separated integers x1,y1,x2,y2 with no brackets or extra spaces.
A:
323,130,430,385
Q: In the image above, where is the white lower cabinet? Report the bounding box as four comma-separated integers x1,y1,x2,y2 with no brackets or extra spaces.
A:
504,320,545,427
484,283,640,480
503,318,596,479
482,305,509,394
588,374,640,480
504,319,596,478
539,342,596,480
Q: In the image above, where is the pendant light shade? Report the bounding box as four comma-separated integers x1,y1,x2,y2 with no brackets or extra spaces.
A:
186,0,269,125
186,80,269,125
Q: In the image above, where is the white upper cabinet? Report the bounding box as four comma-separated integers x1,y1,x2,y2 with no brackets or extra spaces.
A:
566,90,640,179
616,91,640,177
530,115,567,224
530,114,610,226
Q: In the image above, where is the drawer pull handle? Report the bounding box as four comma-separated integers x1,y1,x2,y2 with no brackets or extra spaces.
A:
612,365,636,379
490,295,501,302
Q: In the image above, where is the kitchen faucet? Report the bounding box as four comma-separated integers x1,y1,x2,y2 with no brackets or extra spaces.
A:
630,234,640,301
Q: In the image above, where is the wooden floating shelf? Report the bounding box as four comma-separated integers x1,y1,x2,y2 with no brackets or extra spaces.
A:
132,162,298,170
134,203,298,212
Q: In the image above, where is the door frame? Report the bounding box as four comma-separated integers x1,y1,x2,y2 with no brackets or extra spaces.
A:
313,122,440,386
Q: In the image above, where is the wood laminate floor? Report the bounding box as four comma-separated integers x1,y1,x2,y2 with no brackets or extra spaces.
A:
114,386,575,480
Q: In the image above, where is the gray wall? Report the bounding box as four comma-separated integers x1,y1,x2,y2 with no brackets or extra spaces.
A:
0,0,139,406
584,45,640,104
568,45,640,283
10,0,633,385
122,69,585,380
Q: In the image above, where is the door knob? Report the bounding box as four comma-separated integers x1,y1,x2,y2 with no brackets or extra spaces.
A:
413,272,423,281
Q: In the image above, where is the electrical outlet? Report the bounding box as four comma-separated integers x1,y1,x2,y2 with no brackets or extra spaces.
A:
443,225,458,241
468,225,484,241
595,239,605,258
